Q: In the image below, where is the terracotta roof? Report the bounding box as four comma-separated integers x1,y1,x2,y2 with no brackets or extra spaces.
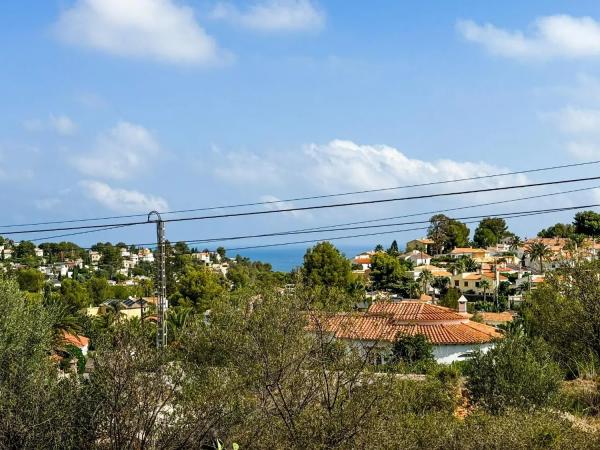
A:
311,309,501,345
478,312,514,323
368,301,466,321
451,247,487,254
62,331,89,348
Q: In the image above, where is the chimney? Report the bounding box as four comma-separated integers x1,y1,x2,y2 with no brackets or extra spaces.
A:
458,295,468,314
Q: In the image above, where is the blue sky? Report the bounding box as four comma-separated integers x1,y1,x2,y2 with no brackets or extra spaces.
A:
2,0,600,251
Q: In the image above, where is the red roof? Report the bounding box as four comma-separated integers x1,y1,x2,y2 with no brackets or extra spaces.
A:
62,331,89,348
310,301,501,345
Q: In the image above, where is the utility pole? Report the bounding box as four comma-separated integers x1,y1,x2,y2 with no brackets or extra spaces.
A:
148,211,167,349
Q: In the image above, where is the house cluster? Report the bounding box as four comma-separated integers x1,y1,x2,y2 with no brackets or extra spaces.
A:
190,250,230,275
88,247,155,277
353,235,600,302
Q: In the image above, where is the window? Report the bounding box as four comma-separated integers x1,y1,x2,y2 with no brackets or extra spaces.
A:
475,282,480,288
464,281,469,287
454,280,459,287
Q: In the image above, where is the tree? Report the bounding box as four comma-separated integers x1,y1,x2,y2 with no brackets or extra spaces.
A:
508,235,522,252
174,265,225,311
417,270,433,295
87,276,111,305
216,246,226,260
16,268,45,293
473,217,508,248
525,242,551,273
302,242,352,290
15,240,36,259
374,244,384,252
538,222,575,238
0,277,84,448
524,262,600,375
465,334,563,414
439,287,461,309
387,240,400,256
370,252,406,291
427,214,470,254
574,210,600,236
391,334,434,364
60,278,91,311
480,279,491,303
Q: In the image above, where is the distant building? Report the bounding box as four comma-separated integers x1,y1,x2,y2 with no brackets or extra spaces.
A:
401,250,432,266
406,238,435,254
352,251,374,270
89,250,101,264
450,247,489,262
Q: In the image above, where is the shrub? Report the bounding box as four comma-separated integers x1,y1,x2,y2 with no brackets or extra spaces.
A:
391,334,434,364
465,335,563,413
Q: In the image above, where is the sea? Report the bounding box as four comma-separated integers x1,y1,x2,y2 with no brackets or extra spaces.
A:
235,244,373,272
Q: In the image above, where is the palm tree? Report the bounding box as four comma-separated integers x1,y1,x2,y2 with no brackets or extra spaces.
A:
508,235,522,252
479,279,491,303
417,270,433,296
167,307,193,347
525,242,551,273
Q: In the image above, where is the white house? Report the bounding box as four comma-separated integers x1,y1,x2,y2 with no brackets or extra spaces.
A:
89,251,101,264
34,247,44,258
401,250,432,266
311,300,501,364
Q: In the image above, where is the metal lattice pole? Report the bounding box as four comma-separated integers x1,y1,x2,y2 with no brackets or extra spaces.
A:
148,211,167,348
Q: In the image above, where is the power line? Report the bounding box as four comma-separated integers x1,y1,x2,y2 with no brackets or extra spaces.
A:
267,185,600,233
150,204,600,246
2,175,599,236
25,184,599,246
1,159,599,229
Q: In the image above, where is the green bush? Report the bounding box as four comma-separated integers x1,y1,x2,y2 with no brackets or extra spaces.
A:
465,335,563,413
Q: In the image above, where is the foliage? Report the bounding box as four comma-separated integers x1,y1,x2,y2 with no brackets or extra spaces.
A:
302,242,353,290
473,217,508,248
574,210,600,236
524,262,600,376
370,251,407,291
439,287,461,309
538,222,576,238
525,242,551,272
427,214,470,254
16,268,45,292
0,276,84,448
172,264,226,311
465,334,563,413
391,334,435,364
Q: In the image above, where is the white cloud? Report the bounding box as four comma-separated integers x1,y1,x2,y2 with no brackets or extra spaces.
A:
211,0,324,32
34,198,62,210
548,107,600,134
566,141,600,159
55,0,231,65
81,180,168,213
457,15,600,60
260,194,311,219
214,139,526,193
23,114,77,135
72,121,161,180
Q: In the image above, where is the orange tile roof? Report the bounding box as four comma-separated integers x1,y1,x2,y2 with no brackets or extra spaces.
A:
311,313,500,345
368,301,466,321
451,247,487,254
309,301,501,345
478,312,514,323
62,331,89,348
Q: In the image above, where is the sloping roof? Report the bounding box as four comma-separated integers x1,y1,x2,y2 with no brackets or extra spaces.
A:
478,312,514,324
451,247,487,254
368,301,466,321
310,301,501,345
62,331,89,348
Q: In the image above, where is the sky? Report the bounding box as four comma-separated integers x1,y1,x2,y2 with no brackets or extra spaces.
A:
2,0,600,253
